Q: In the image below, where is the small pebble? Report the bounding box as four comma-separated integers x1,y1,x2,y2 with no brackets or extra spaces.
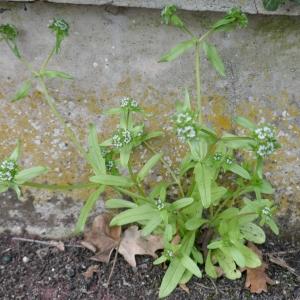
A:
22,256,29,263
1,255,12,264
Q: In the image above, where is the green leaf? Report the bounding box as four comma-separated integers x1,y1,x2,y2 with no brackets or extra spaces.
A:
15,166,48,184
211,186,227,204
241,223,266,244
216,250,241,280
12,80,31,102
105,108,123,115
202,42,225,76
12,184,21,199
180,270,193,284
191,247,203,264
164,224,173,243
90,174,133,187
263,0,283,11
171,197,193,210
9,141,21,161
120,146,131,167
259,180,274,194
105,198,137,209
159,257,186,298
110,204,157,226
181,255,202,277
87,124,106,175
183,88,191,110
266,218,279,235
137,153,162,182
41,70,73,80
159,39,197,62
185,217,207,231
221,134,255,149
141,215,162,236
220,245,246,268
142,131,164,142
75,186,104,233
189,140,207,161
207,240,223,249
153,255,167,265
228,163,251,180
235,116,256,130
205,250,217,278
235,243,261,268
195,163,211,208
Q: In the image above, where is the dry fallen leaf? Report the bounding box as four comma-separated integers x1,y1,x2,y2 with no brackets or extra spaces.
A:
245,243,275,294
83,264,99,279
81,214,121,263
118,225,164,268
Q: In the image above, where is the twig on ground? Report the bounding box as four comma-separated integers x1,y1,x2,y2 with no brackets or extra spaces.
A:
12,237,83,249
266,249,300,256
105,242,121,288
1,248,11,254
209,277,221,295
195,282,214,290
267,253,300,279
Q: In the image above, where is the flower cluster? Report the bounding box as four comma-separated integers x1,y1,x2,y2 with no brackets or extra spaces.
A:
0,159,18,183
120,97,139,111
165,249,174,258
254,125,277,157
174,111,197,143
112,128,132,148
225,156,233,165
49,18,69,36
155,198,165,210
213,152,223,161
105,160,115,172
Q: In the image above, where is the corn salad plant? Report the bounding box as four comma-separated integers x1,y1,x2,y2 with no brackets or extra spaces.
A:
0,6,280,298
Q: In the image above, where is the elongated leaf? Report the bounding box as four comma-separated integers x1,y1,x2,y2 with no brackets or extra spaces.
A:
221,134,255,149
142,131,164,142
9,141,21,161
202,42,225,76
228,163,251,180
216,250,241,280
105,108,123,115
180,270,193,284
189,140,207,161
234,242,261,268
15,166,48,184
137,153,162,182
12,80,31,102
185,217,207,231
195,163,211,208
110,205,157,226
41,70,73,80
240,223,266,244
235,116,256,130
87,124,106,175
181,255,202,277
191,247,203,264
75,186,104,233
90,174,133,187
105,198,137,209
159,257,186,298
120,146,131,167
171,197,193,210
159,39,197,62
263,0,282,11
220,246,245,268
153,255,167,265
141,215,162,236
211,186,227,204
205,250,217,278
183,88,191,110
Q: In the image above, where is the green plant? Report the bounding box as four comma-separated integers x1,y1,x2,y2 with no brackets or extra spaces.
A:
0,6,280,298
262,0,300,11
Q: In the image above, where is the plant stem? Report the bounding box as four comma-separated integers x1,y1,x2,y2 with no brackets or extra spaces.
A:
195,42,202,123
41,46,56,71
38,79,88,161
128,160,146,197
23,181,97,191
143,141,184,197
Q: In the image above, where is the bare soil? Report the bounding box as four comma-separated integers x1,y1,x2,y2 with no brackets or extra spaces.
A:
0,231,299,300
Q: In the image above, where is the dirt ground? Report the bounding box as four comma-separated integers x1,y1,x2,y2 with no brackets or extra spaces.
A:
0,231,299,300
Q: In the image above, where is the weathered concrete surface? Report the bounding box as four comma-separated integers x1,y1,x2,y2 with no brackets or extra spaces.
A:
0,2,299,237
3,0,300,16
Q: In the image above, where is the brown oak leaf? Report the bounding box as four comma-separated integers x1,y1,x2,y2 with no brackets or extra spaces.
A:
118,225,164,268
245,243,275,294
81,214,121,263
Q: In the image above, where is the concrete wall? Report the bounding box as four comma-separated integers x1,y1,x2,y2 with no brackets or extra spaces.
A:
0,1,299,237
